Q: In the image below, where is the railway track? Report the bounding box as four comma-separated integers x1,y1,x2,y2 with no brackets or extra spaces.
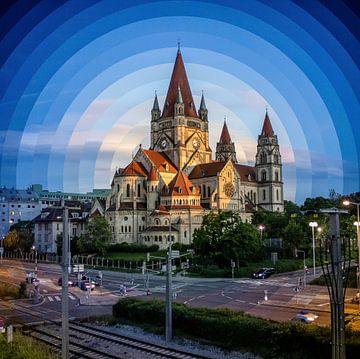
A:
22,321,211,359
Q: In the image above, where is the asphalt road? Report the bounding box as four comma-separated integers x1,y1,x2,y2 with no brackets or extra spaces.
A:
1,259,359,329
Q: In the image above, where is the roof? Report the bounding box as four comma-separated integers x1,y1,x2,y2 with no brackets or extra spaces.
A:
148,166,158,181
143,150,178,173
120,161,148,177
150,204,170,216
162,170,199,196
219,121,232,145
161,50,198,118
143,226,178,233
234,164,256,181
189,161,227,179
261,110,274,137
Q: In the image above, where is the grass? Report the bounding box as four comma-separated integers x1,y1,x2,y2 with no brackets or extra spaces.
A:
0,332,59,359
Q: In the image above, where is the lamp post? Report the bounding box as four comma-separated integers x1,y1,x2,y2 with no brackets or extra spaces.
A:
296,249,306,288
343,200,360,308
258,225,265,241
309,221,318,277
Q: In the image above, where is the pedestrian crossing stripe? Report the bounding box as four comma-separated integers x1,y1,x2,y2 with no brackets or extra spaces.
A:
54,296,61,301
48,296,54,302
45,295,76,302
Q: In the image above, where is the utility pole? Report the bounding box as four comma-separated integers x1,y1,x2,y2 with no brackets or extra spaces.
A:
320,208,349,359
166,213,172,342
61,207,69,359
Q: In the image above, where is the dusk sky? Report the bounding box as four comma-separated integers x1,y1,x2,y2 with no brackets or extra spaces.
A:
0,0,359,203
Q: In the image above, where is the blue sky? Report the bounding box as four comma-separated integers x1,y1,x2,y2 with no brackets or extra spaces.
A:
0,0,359,203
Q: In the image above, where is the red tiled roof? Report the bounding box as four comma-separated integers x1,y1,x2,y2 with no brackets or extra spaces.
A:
219,121,232,144
161,50,198,118
189,161,227,179
120,161,148,177
234,164,256,181
261,111,274,137
150,204,170,216
148,166,158,181
143,150,178,173
163,170,199,196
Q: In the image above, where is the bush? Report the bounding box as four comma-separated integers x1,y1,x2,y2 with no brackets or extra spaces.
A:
107,243,159,253
112,298,360,358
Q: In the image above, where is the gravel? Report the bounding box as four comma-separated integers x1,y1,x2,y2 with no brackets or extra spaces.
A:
92,322,263,359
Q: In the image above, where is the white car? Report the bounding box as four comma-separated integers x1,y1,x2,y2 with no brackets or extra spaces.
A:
293,310,318,323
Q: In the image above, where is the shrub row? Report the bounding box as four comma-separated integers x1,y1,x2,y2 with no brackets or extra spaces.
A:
113,298,360,359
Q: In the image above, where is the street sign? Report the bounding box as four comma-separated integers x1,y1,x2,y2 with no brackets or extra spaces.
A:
72,264,84,272
171,250,180,258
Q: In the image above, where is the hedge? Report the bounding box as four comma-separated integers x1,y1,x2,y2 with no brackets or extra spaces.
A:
113,298,360,359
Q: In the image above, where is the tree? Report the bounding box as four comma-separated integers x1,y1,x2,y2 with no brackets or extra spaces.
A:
78,216,112,256
4,230,18,251
281,220,307,254
193,211,263,267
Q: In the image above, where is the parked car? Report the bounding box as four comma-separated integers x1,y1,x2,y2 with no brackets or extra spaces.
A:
25,272,37,283
293,310,318,323
252,268,275,279
80,280,95,291
57,277,75,287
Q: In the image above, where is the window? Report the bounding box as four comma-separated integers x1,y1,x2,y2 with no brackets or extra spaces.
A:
274,154,279,163
117,184,120,192
155,218,160,225
137,183,141,197
261,170,266,181
125,227,127,233
260,152,267,164
202,185,206,198
121,226,124,232
207,187,211,198
126,184,130,197
276,189,279,201
263,190,266,201
124,216,128,221
184,231,187,238
129,226,131,232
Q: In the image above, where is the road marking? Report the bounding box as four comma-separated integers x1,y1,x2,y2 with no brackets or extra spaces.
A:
69,294,76,300
42,289,48,293
54,296,61,301
48,296,54,302
235,299,245,303
316,302,329,307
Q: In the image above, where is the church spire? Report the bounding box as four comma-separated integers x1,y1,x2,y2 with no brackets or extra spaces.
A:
215,119,237,162
151,91,161,121
261,109,274,137
161,49,198,118
198,90,208,121
219,119,232,145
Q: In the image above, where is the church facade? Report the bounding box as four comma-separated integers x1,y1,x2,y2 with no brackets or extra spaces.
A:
106,49,284,248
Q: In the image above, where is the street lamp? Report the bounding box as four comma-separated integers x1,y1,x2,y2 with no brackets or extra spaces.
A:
31,245,39,303
309,221,318,277
258,225,265,241
343,200,360,305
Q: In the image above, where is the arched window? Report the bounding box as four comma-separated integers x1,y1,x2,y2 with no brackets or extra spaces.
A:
276,189,279,201
254,193,256,204
129,226,131,232
202,185,206,198
117,184,120,192
261,170,267,181
207,186,211,198
155,218,160,225
155,236,158,242
126,184,130,197
159,236,162,242
260,152,267,164
137,183,141,197
121,226,124,233
263,189,266,201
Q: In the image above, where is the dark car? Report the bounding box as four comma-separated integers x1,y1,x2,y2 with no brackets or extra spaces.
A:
79,280,95,291
252,267,275,279
58,277,75,287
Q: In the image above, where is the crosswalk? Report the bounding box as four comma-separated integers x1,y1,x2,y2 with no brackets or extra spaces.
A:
44,294,77,302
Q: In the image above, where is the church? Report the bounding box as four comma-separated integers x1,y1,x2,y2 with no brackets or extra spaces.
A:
105,48,284,248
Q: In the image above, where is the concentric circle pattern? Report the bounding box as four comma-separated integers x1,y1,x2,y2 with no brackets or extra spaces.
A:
0,0,359,203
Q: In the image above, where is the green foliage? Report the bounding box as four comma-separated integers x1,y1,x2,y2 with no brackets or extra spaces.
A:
0,282,20,299
107,242,159,253
252,211,288,238
78,216,112,256
301,196,338,212
112,298,360,358
18,282,27,298
193,211,264,267
281,220,307,253
0,332,59,359
5,221,34,255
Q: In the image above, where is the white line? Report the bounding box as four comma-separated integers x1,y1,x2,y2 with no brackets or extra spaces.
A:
54,296,61,301
235,299,245,303
69,294,75,300
48,296,54,302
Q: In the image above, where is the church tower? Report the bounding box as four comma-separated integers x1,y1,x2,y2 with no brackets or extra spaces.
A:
150,47,212,170
255,110,284,212
215,120,237,163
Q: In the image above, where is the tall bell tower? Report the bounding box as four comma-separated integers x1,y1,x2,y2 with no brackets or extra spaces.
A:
255,110,284,212
150,47,212,170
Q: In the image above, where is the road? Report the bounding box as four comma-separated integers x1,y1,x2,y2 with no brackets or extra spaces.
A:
1,259,359,329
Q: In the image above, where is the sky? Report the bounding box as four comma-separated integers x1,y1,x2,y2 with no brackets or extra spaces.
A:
0,0,359,203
